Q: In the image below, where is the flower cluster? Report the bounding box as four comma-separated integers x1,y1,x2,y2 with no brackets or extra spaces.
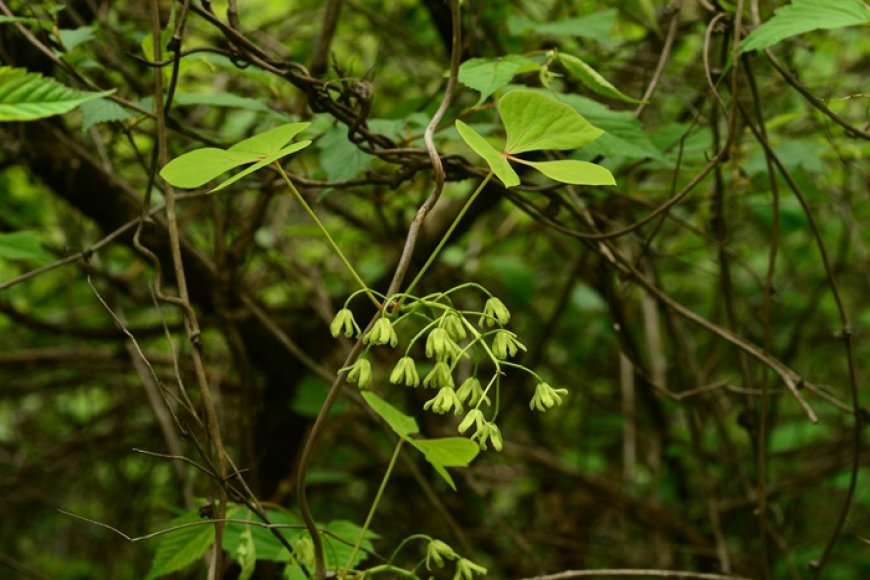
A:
329,288,570,454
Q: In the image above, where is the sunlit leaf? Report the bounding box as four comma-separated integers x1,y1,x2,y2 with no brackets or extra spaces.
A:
228,122,310,156
211,140,311,192
458,55,539,105
0,66,113,122
499,89,603,154
557,53,641,104
740,0,870,53
360,391,419,437
515,159,616,186
411,437,480,467
455,120,519,188
160,148,257,189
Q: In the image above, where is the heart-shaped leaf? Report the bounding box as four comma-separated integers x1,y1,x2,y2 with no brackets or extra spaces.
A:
458,55,539,106
500,89,603,154
408,437,480,491
513,158,616,186
455,120,519,187
557,53,641,104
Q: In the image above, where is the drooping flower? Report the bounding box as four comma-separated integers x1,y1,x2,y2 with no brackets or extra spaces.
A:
471,420,503,452
425,539,458,570
344,357,372,388
329,308,357,338
480,297,510,327
422,361,455,389
454,557,487,580
491,329,526,360
363,317,399,347
458,409,486,435
442,312,467,341
530,382,569,412
456,376,488,406
424,387,464,415
426,327,463,363
389,356,420,387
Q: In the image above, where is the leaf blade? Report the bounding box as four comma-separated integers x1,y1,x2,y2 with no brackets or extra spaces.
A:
360,391,419,438
740,0,870,53
557,53,641,104
455,120,520,188
0,66,114,122
517,159,616,186
499,89,604,154
160,148,257,189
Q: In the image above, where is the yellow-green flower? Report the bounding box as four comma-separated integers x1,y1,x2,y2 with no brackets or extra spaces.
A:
442,312,467,341
344,357,372,388
329,308,358,338
426,327,463,363
389,356,420,387
363,317,398,347
491,329,526,359
425,539,458,570
480,296,510,327
454,557,487,580
423,361,454,389
458,409,485,435
424,387,464,415
530,382,569,412
471,420,503,451
456,376,488,406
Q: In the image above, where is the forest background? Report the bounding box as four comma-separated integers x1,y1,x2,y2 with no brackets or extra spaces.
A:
0,0,868,579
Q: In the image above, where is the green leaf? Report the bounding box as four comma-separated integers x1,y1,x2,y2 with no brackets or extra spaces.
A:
146,511,215,579
740,0,870,53
408,437,480,491
0,231,53,263
360,391,419,437
455,120,519,188
236,524,257,580
458,55,539,106
228,122,310,156
515,159,616,186
410,437,480,467
557,53,641,104
323,520,379,568
160,149,258,189
159,122,311,190
317,126,374,181
57,27,94,52
222,507,301,563
499,89,604,154
211,140,311,192
0,66,114,122
79,98,133,132
556,93,669,162
507,10,617,45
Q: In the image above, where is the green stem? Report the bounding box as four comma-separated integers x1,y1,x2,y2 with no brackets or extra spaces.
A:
275,162,381,309
343,438,405,576
360,564,419,578
404,172,493,297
